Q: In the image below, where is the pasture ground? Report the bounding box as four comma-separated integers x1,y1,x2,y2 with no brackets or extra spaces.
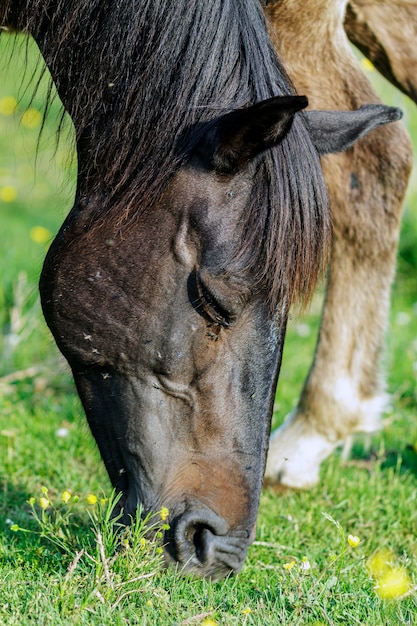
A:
0,37,416,625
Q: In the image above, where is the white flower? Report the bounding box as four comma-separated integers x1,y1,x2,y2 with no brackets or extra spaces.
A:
56,427,69,438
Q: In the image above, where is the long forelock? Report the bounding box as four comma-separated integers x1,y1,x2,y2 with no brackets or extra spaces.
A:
247,122,331,312
2,0,330,310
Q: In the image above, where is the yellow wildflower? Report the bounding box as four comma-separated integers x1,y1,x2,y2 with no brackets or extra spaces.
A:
30,226,52,244
376,566,412,600
360,58,375,72
366,549,395,579
21,108,42,129
39,497,50,510
283,560,296,571
0,185,17,203
347,534,361,548
0,96,18,115
367,549,413,600
159,506,169,521
61,491,72,504
86,494,98,505
241,607,252,615
200,619,218,626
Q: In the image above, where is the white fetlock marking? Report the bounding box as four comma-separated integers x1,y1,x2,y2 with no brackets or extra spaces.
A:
265,411,340,489
330,376,388,434
265,382,388,488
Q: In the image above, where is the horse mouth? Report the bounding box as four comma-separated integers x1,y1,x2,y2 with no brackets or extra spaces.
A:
111,483,251,579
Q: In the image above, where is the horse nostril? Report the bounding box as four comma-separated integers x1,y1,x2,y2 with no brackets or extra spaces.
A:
173,507,228,566
167,507,250,578
189,524,216,564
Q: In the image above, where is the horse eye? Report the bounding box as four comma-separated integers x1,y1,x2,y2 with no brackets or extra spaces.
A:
195,271,231,328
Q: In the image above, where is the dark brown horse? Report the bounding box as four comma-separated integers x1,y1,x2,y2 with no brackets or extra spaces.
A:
0,0,402,578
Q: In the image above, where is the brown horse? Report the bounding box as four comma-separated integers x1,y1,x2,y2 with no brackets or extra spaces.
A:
0,0,405,578
264,0,414,487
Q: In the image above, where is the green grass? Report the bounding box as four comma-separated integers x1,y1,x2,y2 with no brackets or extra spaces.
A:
1,36,417,625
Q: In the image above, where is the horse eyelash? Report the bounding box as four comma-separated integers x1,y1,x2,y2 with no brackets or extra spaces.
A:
195,272,231,328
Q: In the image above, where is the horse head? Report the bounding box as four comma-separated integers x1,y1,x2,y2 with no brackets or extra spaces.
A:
40,95,400,578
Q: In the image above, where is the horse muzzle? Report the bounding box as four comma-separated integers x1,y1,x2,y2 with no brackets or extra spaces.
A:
164,504,251,579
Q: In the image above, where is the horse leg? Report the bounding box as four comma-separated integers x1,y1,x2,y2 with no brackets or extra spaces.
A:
345,0,417,104
263,0,413,487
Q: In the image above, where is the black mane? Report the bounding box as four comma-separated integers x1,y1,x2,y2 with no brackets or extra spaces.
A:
1,0,330,309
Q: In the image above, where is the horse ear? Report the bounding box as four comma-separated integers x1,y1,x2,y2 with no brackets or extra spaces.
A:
305,104,402,155
206,95,308,175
